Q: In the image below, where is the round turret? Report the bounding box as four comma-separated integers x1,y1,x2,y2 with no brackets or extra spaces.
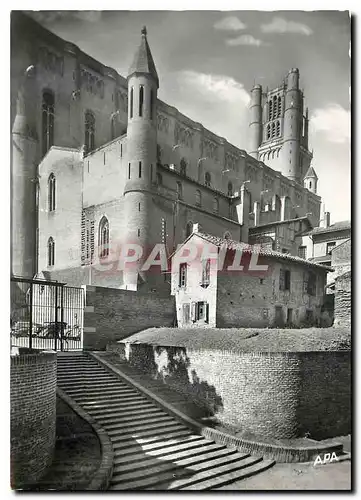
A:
249,84,263,158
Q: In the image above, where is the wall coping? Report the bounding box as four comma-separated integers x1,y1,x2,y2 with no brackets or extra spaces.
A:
10,351,57,366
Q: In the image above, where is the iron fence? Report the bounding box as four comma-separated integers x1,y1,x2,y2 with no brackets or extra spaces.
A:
10,277,84,351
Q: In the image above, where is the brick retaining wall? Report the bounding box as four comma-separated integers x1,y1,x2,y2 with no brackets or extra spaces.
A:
10,351,57,489
113,342,351,440
83,285,176,350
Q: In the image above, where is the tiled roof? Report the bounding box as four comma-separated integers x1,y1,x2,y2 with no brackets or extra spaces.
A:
306,220,351,236
183,232,333,272
249,216,312,232
128,27,159,85
304,166,318,179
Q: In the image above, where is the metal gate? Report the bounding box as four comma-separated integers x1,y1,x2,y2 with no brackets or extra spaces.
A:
11,277,84,351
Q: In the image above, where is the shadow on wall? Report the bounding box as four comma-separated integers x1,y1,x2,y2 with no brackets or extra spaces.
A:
125,344,223,417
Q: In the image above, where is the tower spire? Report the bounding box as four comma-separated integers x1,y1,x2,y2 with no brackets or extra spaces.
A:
128,26,159,87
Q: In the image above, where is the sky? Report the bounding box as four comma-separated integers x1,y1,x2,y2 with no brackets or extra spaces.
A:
28,10,351,223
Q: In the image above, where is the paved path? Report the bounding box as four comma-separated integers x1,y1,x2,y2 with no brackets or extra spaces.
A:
57,353,274,491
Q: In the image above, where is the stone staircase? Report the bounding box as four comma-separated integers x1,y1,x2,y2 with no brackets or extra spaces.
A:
57,352,275,490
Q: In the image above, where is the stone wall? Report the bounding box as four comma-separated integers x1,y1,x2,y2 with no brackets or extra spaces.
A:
10,351,57,489
83,285,175,349
334,271,351,328
114,342,350,440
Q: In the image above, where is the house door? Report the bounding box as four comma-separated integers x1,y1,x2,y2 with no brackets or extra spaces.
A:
274,306,284,327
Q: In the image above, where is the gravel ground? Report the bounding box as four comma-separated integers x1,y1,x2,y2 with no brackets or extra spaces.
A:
121,326,351,352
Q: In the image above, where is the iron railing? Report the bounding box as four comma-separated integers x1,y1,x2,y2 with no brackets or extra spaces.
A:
10,276,84,351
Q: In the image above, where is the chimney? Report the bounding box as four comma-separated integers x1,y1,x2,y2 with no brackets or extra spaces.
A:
322,211,331,228
192,223,200,233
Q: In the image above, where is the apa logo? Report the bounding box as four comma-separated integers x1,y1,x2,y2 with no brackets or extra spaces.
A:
313,452,339,466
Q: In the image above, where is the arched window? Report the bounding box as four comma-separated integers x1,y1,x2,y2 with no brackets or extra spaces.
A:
130,87,134,119
139,85,144,117
227,182,233,197
271,122,276,138
150,90,154,120
268,100,272,121
195,190,201,207
176,181,183,200
186,221,193,238
42,90,55,157
205,172,211,187
276,120,280,137
272,95,277,119
224,231,232,240
99,217,109,259
47,237,55,267
277,96,282,117
48,173,56,212
309,181,312,189
84,111,95,153
213,197,219,214
111,114,117,140
266,124,271,140
180,158,187,176
249,192,253,214
156,172,163,185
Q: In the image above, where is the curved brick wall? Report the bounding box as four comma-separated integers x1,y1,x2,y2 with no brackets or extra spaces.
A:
117,343,350,440
11,351,57,488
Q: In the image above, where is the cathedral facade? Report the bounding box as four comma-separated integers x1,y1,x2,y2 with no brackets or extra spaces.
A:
11,11,321,290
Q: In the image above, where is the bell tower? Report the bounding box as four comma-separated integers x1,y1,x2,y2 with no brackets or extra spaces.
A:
123,26,159,290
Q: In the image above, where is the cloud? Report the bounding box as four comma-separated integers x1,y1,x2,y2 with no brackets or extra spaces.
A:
179,71,250,106
214,16,247,31
310,104,350,144
260,17,313,35
226,34,268,47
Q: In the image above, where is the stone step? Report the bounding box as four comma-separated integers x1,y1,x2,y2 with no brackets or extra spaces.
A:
85,405,165,419
108,424,189,446
82,398,152,411
57,380,123,388
112,435,208,459
96,413,173,427
102,419,185,436
65,386,137,397
57,373,116,381
183,459,276,490
163,455,263,490
112,442,232,477
78,393,145,405
108,428,192,446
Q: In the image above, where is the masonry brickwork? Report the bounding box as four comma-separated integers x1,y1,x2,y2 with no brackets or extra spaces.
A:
10,351,57,488
11,12,322,287
114,342,350,440
83,285,175,349
334,271,351,328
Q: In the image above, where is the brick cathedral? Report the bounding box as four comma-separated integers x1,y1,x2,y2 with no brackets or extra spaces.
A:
11,11,322,291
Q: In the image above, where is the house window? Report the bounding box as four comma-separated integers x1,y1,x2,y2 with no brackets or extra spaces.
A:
180,158,187,176
277,95,282,117
42,90,55,157
326,242,336,255
130,87,134,119
213,197,219,214
304,271,316,296
84,110,95,153
139,85,144,117
182,303,190,324
266,124,271,140
192,301,209,323
224,231,232,240
279,268,291,291
227,182,233,197
157,172,163,185
47,237,55,267
179,263,187,287
139,161,142,178
195,190,201,207
176,181,183,200
99,217,109,259
48,173,56,212
287,308,293,326
128,163,131,179
201,259,211,287
205,172,211,187
272,95,277,119
276,120,280,137
298,246,307,259
268,100,272,121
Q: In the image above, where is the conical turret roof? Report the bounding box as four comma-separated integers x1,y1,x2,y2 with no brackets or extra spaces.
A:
304,166,318,179
128,26,159,87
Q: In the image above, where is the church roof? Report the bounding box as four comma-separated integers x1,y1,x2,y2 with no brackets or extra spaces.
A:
128,26,159,86
304,166,318,179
